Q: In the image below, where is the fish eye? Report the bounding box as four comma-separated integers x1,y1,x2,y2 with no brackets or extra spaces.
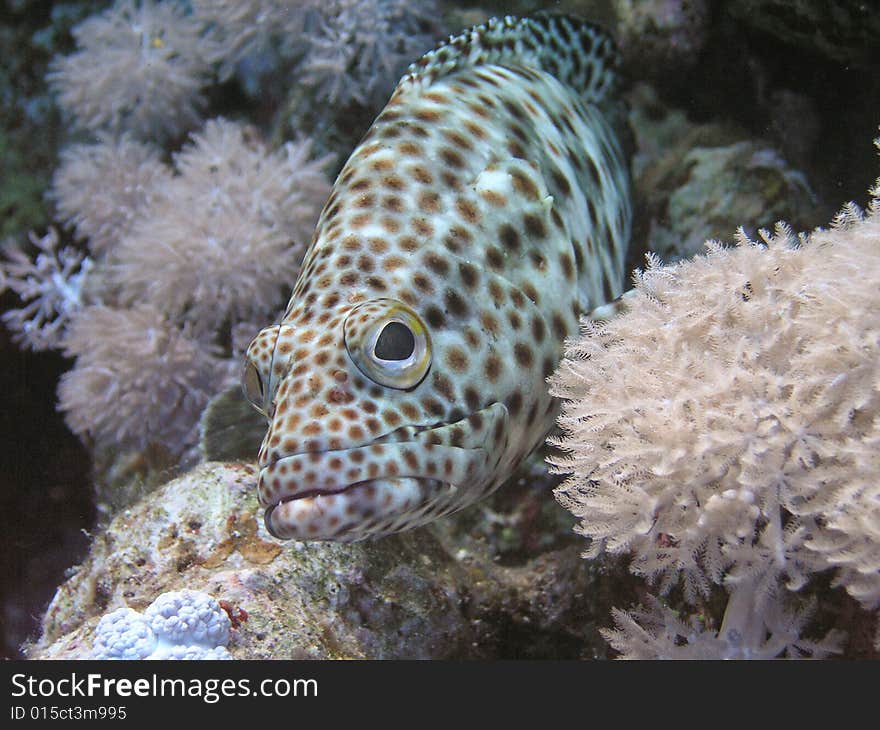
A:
345,300,431,390
241,360,266,415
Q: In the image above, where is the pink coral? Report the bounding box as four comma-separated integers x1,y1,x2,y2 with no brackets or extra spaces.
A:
48,0,218,139
57,305,227,455
110,118,331,335
15,117,328,460
50,134,172,256
0,229,92,351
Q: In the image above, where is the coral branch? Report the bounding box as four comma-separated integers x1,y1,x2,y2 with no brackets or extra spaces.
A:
0,229,92,351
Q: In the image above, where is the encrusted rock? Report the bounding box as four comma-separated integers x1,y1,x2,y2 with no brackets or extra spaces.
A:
627,83,819,264
28,462,608,659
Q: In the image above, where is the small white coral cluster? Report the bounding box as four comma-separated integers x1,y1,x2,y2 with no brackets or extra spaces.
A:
92,590,232,660
549,174,880,658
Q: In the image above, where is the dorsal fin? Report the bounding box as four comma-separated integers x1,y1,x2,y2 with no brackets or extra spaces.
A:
401,14,621,104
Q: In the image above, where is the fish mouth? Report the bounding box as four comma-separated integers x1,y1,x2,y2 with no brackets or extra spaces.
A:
258,403,508,541
262,475,458,541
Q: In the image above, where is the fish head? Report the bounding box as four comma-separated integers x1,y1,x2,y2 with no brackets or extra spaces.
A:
243,290,513,542
238,10,633,543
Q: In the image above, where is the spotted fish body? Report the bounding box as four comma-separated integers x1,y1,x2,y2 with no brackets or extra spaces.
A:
243,14,631,541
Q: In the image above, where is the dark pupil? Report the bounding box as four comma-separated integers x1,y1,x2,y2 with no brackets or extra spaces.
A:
374,321,415,361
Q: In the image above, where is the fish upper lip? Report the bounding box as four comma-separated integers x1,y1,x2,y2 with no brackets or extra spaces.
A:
258,439,480,508
261,420,439,470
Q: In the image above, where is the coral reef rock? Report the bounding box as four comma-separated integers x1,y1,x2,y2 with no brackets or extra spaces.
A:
28,462,606,659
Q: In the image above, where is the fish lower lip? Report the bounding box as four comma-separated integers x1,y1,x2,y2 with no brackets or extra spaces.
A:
258,436,491,512
263,477,446,541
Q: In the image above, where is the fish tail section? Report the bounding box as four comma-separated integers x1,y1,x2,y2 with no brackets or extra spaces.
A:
403,13,621,104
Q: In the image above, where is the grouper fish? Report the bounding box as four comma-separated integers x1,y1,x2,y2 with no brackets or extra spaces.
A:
241,13,632,541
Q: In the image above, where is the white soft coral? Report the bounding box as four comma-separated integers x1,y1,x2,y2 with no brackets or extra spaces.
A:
48,0,218,139
550,203,880,607
602,587,844,660
549,153,880,656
